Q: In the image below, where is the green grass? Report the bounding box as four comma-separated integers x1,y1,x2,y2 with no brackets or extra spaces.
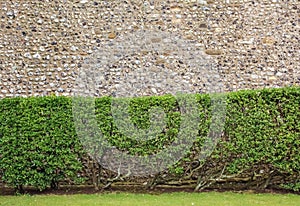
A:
0,192,300,206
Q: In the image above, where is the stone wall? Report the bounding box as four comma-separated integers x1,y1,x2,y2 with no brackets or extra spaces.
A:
0,0,299,98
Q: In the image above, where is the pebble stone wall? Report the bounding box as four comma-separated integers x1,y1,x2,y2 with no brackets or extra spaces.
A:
0,0,299,98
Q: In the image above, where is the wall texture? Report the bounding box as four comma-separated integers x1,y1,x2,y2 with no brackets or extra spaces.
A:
0,0,299,98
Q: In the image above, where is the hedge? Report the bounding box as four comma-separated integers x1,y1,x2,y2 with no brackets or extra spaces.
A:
0,96,84,192
0,87,299,192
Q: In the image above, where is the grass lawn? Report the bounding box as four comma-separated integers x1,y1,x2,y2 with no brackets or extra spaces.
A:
0,192,300,206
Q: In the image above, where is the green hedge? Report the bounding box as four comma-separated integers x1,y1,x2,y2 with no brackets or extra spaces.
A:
0,97,84,191
224,88,300,174
0,87,300,192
